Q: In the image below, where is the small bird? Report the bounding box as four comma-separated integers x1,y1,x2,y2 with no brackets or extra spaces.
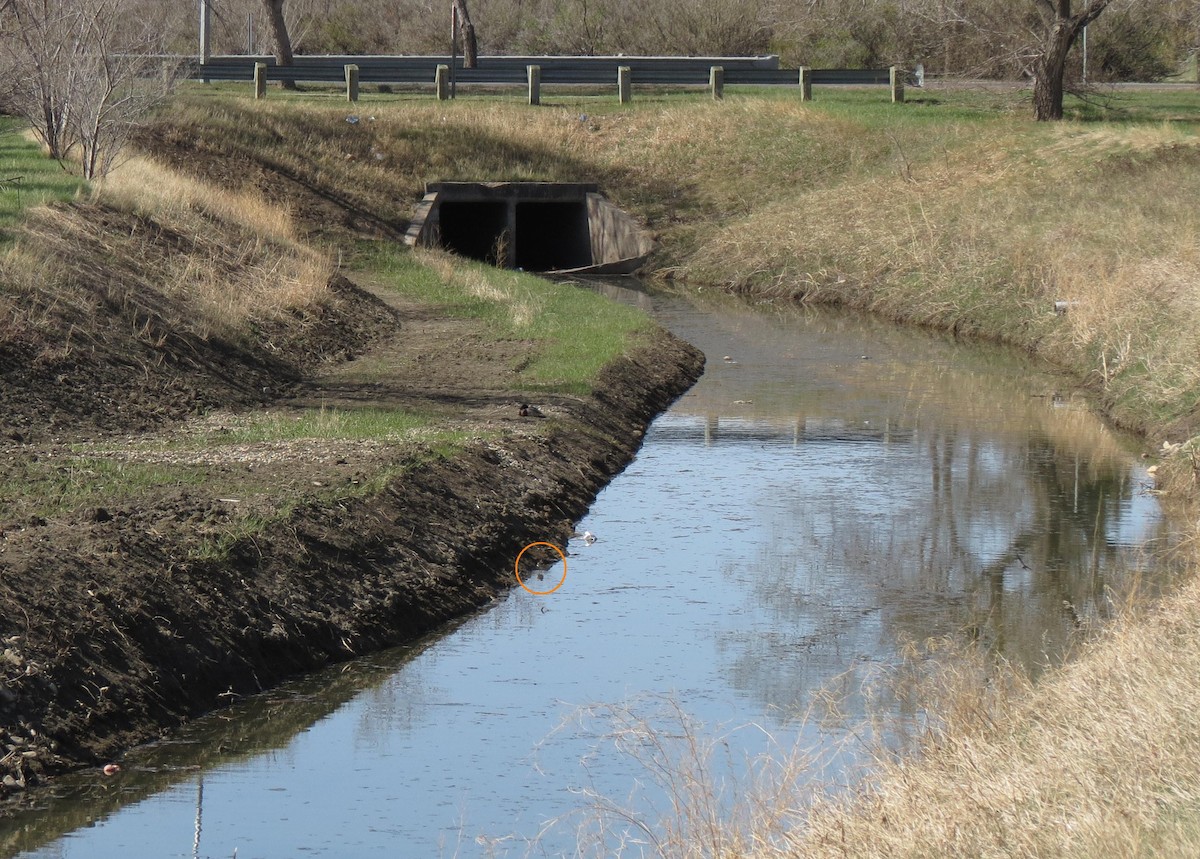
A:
582,531,597,545
518,403,544,418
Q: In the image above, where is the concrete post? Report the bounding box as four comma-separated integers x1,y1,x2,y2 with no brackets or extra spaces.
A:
253,62,267,99
527,65,541,106
798,66,812,102
709,66,724,100
345,64,359,102
617,66,631,104
436,64,450,100
890,66,905,103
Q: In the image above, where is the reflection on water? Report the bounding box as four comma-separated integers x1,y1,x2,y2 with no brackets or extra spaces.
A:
1,287,1176,858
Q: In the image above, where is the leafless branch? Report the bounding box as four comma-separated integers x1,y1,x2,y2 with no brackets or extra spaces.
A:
0,0,182,178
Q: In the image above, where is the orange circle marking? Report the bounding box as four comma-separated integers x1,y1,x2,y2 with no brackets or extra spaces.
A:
515,542,567,595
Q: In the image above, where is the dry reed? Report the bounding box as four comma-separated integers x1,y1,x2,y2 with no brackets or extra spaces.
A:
558,571,1200,859
763,567,1200,859
26,154,340,341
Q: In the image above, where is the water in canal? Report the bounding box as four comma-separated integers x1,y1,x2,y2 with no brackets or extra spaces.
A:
1,287,1172,858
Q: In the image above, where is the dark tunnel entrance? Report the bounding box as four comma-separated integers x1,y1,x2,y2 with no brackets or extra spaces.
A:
437,201,510,266
407,182,652,276
435,200,593,271
514,201,592,271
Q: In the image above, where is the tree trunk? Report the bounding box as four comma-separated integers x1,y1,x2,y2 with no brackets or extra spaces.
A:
452,0,478,68
262,0,297,90
1033,19,1073,120
1031,0,1112,121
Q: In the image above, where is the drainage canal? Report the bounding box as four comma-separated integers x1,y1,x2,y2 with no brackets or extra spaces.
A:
404,182,653,275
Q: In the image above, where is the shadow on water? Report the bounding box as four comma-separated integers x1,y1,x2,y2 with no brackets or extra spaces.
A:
0,619,470,857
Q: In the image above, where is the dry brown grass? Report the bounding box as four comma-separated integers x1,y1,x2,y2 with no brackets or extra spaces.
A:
102,156,335,337
758,565,1200,859
675,121,1200,442
576,569,1200,858
0,152,338,357
543,698,826,859
101,155,299,244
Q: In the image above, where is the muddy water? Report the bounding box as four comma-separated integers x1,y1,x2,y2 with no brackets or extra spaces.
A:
2,289,1172,858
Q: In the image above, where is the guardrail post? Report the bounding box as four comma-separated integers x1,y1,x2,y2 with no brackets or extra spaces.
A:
890,66,905,103
253,62,267,99
436,64,450,100
527,64,541,105
798,66,812,101
709,66,724,100
617,66,631,104
345,64,359,102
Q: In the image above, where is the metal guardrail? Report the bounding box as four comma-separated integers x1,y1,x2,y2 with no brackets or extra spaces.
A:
191,55,896,88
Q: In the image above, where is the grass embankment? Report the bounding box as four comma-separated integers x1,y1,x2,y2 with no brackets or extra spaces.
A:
0,148,648,531
150,85,1200,452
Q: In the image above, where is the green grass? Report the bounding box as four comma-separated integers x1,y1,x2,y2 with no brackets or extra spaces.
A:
1059,88,1200,123
519,277,651,394
205,406,441,443
356,244,496,315
0,406,473,525
0,457,211,522
0,117,87,241
361,245,652,394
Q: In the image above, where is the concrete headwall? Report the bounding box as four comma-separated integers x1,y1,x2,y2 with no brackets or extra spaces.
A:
587,193,655,271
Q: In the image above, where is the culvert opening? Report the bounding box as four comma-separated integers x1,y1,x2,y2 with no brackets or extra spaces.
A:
406,182,654,275
514,201,592,271
438,201,510,266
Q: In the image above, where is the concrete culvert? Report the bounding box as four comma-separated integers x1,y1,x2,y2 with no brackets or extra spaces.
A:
405,181,653,275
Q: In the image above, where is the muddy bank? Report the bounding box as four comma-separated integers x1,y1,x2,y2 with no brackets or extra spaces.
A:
0,193,704,803
0,330,701,801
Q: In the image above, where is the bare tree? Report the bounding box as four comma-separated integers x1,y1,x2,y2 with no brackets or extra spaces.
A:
71,3,181,179
1032,0,1115,119
262,0,297,89
0,0,180,178
1,0,77,159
